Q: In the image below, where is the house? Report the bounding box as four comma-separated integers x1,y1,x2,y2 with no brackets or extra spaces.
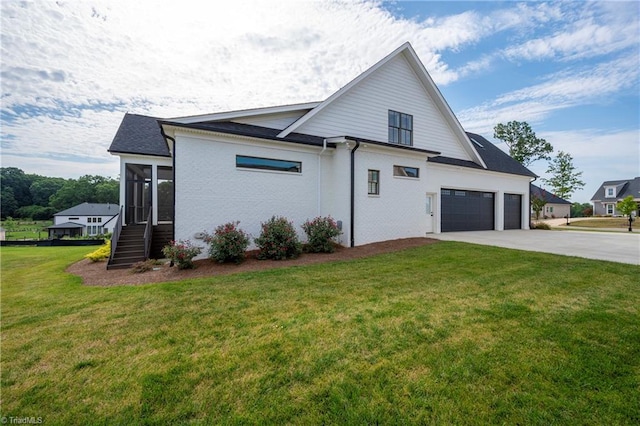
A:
107,43,536,267
590,177,640,216
530,183,571,219
48,202,119,238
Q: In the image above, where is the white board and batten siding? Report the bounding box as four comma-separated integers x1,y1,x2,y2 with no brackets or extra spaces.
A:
295,55,472,161
173,130,328,253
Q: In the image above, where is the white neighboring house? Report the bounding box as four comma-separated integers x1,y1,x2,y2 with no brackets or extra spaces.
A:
108,43,536,263
48,203,119,238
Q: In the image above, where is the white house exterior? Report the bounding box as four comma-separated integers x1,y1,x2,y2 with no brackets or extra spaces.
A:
108,43,535,263
48,203,119,238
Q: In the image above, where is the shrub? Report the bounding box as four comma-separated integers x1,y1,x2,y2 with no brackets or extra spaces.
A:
162,240,202,269
85,240,111,262
530,222,551,230
302,216,341,253
203,222,250,264
254,216,302,260
131,259,162,274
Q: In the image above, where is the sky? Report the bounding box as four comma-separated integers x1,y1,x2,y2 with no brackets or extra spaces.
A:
1,0,638,203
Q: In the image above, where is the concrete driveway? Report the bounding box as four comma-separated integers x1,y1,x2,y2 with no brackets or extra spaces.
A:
432,230,640,265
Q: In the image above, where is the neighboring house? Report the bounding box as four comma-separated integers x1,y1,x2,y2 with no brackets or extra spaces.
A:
590,177,640,216
108,43,536,265
48,202,119,238
0,227,5,241
530,183,571,219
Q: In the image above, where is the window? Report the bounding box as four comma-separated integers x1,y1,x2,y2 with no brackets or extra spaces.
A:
606,204,614,215
388,110,413,146
69,217,79,221
236,155,301,173
606,187,615,197
368,170,380,195
393,165,419,178
97,217,102,223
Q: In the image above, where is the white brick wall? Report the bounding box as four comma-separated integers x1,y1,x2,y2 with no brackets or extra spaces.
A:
425,163,531,232
174,131,327,252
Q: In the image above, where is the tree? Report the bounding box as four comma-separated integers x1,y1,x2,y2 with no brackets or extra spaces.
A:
0,167,33,208
1,186,19,218
493,121,554,166
571,202,593,218
543,151,585,200
531,195,547,220
29,177,66,206
616,196,638,232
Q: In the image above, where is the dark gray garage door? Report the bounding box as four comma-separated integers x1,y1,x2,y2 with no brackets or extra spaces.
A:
504,193,522,230
441,189,494,232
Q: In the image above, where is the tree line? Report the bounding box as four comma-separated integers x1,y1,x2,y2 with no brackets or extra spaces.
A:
0,167,119,219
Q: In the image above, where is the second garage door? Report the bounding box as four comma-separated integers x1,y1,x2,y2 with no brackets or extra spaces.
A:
441,189,494,232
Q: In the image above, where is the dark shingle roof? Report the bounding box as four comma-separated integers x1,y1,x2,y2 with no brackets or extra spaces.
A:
159,120,330,147
108,113,170,157
55,202,120,217
590,177,640,201
48,221,85,229
428,132,537,178
530,183,571,204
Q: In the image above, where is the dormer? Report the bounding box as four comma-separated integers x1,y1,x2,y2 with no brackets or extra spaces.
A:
604,185,616,198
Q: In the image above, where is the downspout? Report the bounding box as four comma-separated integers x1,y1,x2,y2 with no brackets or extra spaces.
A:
317,139,327,215
350,139,360,247
160,125,176,241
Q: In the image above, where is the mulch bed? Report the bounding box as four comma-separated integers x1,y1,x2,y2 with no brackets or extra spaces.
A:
67,237,439,286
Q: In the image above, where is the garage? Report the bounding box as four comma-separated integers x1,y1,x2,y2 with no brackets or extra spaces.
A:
441,188,494,232
504,193,522,230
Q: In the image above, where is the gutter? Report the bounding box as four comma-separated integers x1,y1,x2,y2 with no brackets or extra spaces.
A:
350,140,360,247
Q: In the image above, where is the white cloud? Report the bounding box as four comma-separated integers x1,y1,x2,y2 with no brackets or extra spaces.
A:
502,1,639,62
457,54,639,134
526,129,640,203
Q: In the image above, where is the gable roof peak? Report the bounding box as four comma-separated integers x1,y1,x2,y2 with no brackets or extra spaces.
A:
276,42,486,168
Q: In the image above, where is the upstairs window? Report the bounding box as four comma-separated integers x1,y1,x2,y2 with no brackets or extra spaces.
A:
388,110,413,146
606,187,615,197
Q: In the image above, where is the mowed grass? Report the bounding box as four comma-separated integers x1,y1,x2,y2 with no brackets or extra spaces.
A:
571,218,633,229
1,244,639,424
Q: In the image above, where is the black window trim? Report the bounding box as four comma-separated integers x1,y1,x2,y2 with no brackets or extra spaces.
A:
393,165,420,179
368,169,380,195
236,155,302,173
388,110,413,146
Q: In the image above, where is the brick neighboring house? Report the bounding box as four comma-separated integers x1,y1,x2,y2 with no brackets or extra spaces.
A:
530,183,571,219
590,177,640,216
48,202,119,238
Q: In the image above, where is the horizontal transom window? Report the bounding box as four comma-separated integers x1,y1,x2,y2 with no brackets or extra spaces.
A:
236,155,301,173
393,165,419,178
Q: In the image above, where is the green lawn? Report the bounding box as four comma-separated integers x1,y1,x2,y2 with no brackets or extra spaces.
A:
1,244,639,424
1,220,51,240
570,218,632,229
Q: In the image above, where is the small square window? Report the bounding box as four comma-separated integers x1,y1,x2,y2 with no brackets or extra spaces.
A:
368,170,380,195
